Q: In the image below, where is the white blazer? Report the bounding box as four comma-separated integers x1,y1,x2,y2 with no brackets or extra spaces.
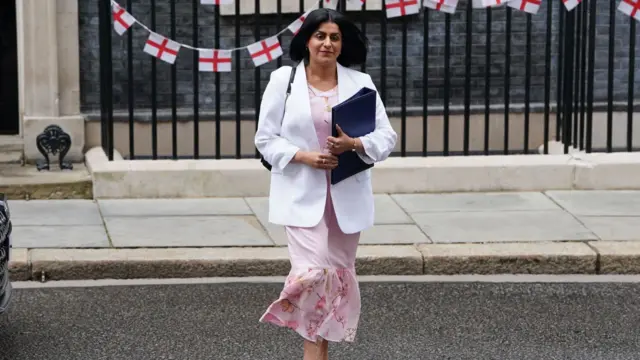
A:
254,62,398,234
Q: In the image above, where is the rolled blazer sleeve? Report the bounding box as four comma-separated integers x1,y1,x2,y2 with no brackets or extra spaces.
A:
254,67,300,173
356,74,398,164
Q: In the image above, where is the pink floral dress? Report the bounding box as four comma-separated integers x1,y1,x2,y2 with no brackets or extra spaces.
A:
259,83,362,343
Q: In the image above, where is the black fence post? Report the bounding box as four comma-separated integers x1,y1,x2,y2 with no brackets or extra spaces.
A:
338,0,347,12
98,0,114,161
585,0,596,153
606,0,616,153
561,7,575,154
192,0,200,159
627,13,636,152
254,0,261,159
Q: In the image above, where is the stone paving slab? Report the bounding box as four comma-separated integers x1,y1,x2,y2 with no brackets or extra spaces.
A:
97,198,253,217
245,196,417,245
371,195,413,224
243,197,287,245
6,192,637,251
9,190,640,280
10,225,110,248
246,223,431,246
545,190,640,216
392,192,562,214
411,210,598,244
361,225,430,245
577,217,640,241
103,216,274,247
8,200,103,226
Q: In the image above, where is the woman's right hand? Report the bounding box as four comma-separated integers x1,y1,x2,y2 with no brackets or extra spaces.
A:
294,151,339,169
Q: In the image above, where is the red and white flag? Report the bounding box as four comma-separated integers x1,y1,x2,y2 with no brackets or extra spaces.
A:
200,0,233,4
199,49,232,72
508,0,542,14
348,0,366,9
618,0,640,21
482,0,510,7
323,0,338,10
386,0,420,18
428,0,459,6
112,3,135,36
423,0,457,13
247,37,283,67
143,33,181,64
288,9,312,35
562,0,581,11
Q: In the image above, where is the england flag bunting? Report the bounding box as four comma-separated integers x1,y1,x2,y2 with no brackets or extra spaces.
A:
247,37,283,67
386,0,421,18
288,9,313,35
423,0,457,13
323,0,339,10
109,0,630,72
619,0,640,22
482,0,509,7
348,0,366,9
112,3,135,36
508,0,542,14
143,33,181,64
199,49,232,72
428,0,459,6
562,0,581,11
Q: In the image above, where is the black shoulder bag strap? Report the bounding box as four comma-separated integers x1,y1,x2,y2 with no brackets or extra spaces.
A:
260,64,298,171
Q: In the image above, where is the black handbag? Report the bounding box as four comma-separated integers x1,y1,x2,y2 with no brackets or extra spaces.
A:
259,64,298,171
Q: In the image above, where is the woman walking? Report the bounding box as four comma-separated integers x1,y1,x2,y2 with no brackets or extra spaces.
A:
255,8,397,359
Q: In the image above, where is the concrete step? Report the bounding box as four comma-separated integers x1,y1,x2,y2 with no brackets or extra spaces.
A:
0,136,22,152
0,136,23,163
0,163,92,200
0,151,22,164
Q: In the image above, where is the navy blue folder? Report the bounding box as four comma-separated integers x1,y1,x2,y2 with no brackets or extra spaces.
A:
330,87,377,185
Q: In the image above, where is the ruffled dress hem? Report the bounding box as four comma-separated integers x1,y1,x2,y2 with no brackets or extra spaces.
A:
259,266,360,343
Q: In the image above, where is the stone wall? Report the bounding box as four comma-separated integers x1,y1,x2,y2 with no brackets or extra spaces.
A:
78,0,640,118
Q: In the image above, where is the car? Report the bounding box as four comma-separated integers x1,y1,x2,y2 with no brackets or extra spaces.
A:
0,193,12,315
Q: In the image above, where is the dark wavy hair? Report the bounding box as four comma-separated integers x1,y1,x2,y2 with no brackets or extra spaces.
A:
289,8,368,67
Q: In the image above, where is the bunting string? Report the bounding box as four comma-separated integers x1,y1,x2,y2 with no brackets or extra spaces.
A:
111,0,324,52
110,0,640,71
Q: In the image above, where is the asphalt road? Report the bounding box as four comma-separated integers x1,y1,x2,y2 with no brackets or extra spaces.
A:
0,276,639,360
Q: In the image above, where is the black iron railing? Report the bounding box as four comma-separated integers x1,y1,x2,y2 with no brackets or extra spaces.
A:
97,0,639,161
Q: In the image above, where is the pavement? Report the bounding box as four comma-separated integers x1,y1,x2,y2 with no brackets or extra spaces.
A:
2,276,640,359
6,190,640,281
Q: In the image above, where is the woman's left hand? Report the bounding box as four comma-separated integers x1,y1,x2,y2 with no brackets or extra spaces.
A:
326,125,355,155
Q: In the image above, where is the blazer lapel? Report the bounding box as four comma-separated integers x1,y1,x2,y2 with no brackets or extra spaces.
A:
289,62,320,150
337,64,360,104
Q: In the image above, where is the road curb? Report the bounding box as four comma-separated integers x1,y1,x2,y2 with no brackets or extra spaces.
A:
419,242,598,275
587,241,640,274
7,242,639,282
